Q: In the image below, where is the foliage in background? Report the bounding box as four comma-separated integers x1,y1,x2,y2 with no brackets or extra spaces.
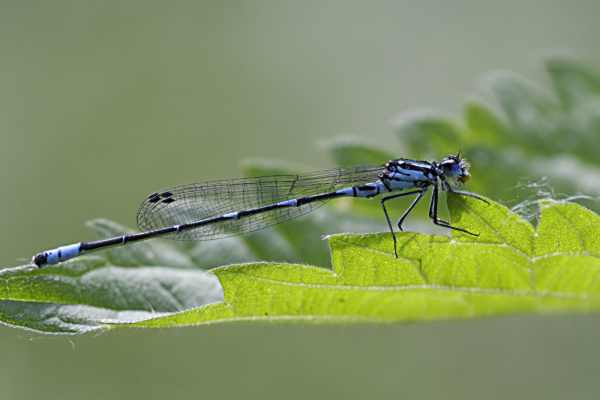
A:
342,56,600,208
243,56,600,260
2,56,600,334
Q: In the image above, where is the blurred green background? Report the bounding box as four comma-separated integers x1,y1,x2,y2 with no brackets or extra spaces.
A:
2,1,600,398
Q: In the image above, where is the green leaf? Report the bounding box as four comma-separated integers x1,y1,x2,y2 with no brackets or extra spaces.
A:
8,58,600,334
463,101,508,145
103,200,600,326
482,70,557,125
239,157,389,263
130,198,600,328
239,158,348,265
534,200,600,256
4,197,600,334
476,67,600,169
394,110,463,158
332,59,600,209
321,137,395,167
0,256,222,333
546,57,600,108
447,192,534,254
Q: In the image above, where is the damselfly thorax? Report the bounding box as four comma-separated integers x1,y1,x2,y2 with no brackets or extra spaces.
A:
32,154,487,267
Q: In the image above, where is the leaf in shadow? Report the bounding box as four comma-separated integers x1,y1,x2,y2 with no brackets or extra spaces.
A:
321,137,395,167
0,255,223,334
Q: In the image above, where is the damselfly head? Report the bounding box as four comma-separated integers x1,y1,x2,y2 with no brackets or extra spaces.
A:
439,154,470,185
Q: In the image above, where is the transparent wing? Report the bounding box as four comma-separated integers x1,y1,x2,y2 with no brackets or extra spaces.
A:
136,165,384,240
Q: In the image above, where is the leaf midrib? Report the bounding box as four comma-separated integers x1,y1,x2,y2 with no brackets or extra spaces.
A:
222,271,594,301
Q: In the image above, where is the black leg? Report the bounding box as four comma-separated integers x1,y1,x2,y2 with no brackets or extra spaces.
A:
380,190,423,258
396,189,427,230
429,183,449,225
430,183,479,236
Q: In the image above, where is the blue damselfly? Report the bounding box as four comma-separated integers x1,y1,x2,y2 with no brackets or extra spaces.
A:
32,154,487,267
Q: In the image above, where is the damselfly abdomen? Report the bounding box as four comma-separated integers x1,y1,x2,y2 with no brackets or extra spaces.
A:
32,154,487,267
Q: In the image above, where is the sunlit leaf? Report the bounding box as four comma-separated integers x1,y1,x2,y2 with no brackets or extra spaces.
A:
134,199,600,328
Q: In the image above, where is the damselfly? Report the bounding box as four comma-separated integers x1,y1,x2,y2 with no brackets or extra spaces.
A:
32,154,487,267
